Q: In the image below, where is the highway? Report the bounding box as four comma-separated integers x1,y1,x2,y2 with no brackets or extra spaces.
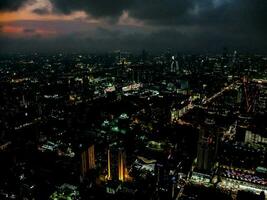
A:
203,81,239,105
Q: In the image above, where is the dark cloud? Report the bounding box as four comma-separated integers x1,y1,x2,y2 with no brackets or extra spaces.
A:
23,28,36,33
51,0,131,19
0,0,28,11
32,7,50,15
1,26,267,54
237,0,267,32
128,0,196,25
126,0,267,36
187,0,267,32
49,0,267,32
49,0,198,23
1,0,267,36
1,0,267,53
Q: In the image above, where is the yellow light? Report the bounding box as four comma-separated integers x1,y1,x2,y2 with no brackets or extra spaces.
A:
107,149,111,180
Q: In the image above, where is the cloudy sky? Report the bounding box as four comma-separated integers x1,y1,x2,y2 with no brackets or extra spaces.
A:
0,0,267,53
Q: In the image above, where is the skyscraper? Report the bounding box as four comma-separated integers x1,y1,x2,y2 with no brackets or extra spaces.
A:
107,147,127,182
170,56,179,73
81,145,96,176
197,118,218,171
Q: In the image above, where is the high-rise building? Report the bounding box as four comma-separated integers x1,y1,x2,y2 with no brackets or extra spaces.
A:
81,145,96,176
197,118,218,171
118,150,127,182
170,56,179,73
107,147,127,182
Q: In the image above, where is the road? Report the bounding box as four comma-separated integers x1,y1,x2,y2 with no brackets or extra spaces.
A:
203,81,239,105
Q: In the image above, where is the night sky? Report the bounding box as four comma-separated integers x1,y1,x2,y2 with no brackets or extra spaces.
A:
0,0,267,53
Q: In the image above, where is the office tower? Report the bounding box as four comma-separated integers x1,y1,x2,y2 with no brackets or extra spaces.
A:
170,56,179,73
197,132,212,171
88,145,96,169
197,118,218,171
118,150,126,182
81,145,96,176
231,50,240,77
81,151,87,176
107,149,111,180
107,147,127,182
221,47,228,72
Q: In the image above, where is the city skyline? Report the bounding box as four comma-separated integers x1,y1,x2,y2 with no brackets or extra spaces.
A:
0,1,267,200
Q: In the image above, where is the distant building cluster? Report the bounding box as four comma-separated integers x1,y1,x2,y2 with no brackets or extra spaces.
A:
0,50,266,200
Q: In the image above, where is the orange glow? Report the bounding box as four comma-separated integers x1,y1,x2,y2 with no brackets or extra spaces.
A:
0,0,97,23
118,150,126,182
2,25,24,34
0,10,95,23
0,9,98,37
107,149,111,180
1,25,57,36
